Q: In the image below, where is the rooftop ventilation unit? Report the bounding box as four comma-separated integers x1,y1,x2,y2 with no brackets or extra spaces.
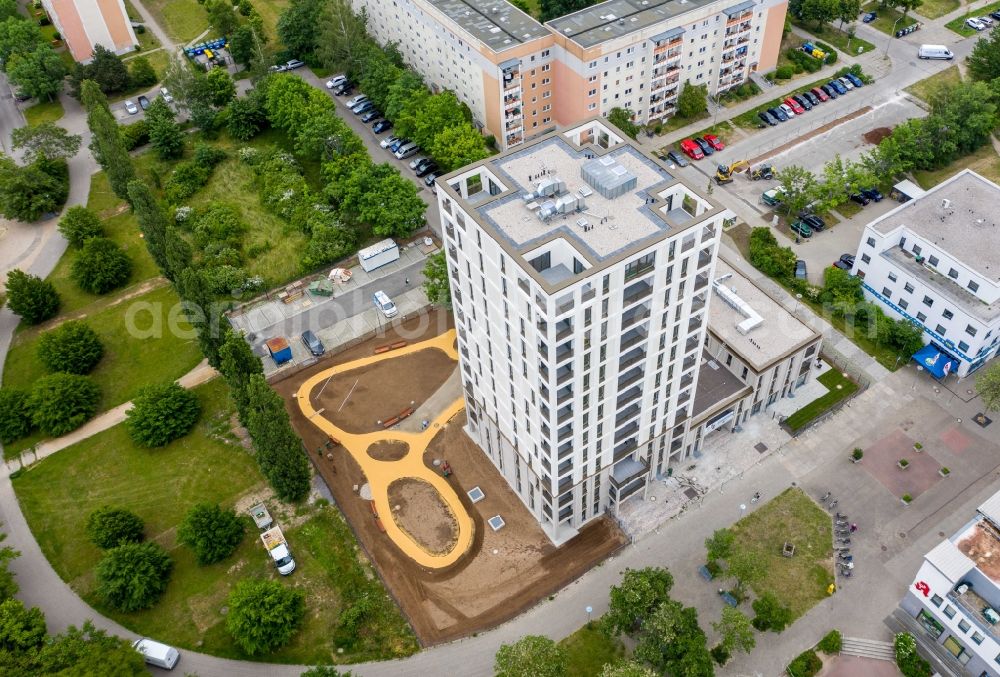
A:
712,277,763,334
535,176,565,197
581,156,636,199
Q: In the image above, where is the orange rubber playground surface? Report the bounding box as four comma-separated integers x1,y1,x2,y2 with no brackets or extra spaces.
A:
295,330,475,569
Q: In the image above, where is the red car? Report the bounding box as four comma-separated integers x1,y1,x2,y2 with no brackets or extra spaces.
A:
810,86,829,102
783,97,805,115
679,138,704,160
703,134,725,151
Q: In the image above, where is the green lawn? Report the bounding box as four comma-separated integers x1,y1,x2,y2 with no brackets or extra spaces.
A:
12,379,418,664
913,142,1000,188
861,2,918,34
3,284,203,418
559,622,626,677
24,99,64,126
915,0,960,19
143,0,209,43
904,65,961,103
946,1,1000,35
251,0,290,43
657,111,710,136
790,19,876,55
784,369,860,433
728,488,834,620
834,199,863,218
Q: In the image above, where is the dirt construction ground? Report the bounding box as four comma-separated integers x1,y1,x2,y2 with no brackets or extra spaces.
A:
275,310,627,644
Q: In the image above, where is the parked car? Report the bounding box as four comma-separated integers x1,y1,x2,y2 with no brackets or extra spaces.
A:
694,137,715,155
679,138,705,159
301,330,325,356
793,94,813,111
703,134,725,151
795,260,807,279
966,17,986,30
360,109,381,123
424,170,444,187
784,97,805,115
991,10,1000,20
389,137,408,153
284,59,305,70
802,90,820,106
124,99,138,115
790,220,813,238
800,213,826,231
380,134,400,149
325,74,347,89
352,101,375,115
779,103,796,118
132,638,180,670
159,87,173,103
840,253,856,267
837,76,855,91
372,119,392,134
811,86,829,102
849,192,871,206
345,94,369,108
860,187,883,202
977,15,993,26
664,150,689,166
833,259,852,271
394,141,419,159
415,161,439,178
820,83,839,99
862,11,877,22
758,110,778,127
761,188,784,206
829,79,847,95
845,72,864,88
768,106,788,122
409,156,429,170
137,95,150,110
332,82,353,96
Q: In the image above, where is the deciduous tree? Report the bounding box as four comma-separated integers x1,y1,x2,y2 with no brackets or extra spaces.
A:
11,122,81,163
28,373,100,436
599,661,658,677
607,107,639,138
422,251,451,308
4,269,59,324
225,92,268,141
177,503,244,565
602,567,675,637
95,542,173,612
86,506,144,549
315,0,369,72
0,154,69,221
0,16,41,69
0,599,47,655
713,607,756,656
71,237,132,294
243,374,311,501
37,320,103,375
7,45,66,101
751,592,793,632
967,27,1000,82
634,599,713,676
494,635,567,677
81,80,136,203
125,382,201,447
206,0,240,36
677,82,708,119
70,45,129,95
127,180,172,277
705,528,735,562
144,98,184,160
33,621,147,674
226,579,305,655
428,124,490,172
218,329,263,420
978,362,1000,412
776,165,818,218
204,66,236,107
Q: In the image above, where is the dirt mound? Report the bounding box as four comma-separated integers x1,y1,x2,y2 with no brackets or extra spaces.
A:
368,440,410,461
863,127,892,145
388,479,458,556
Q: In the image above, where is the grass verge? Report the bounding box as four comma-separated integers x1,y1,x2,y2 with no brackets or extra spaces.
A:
913,143,1000,188
657,111,710,137
142,0,209,43
915,0,960,19
730,487,834,620
731,67,866,129
784,369,859,433
861,2,918,34
24,99,64,126
791,19,876,54
559,621,626,677
904,65,961,103
946,1,1000,35
12,378,418,664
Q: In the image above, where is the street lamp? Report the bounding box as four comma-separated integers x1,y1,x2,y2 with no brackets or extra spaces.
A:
884,17,904,59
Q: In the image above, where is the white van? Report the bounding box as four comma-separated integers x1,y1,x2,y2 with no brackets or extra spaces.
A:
133,638,180,670
394,142,419,160
373,290,398,318
917,45,953,60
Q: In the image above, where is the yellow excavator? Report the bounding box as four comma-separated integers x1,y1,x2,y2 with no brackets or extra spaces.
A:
715,160,774,185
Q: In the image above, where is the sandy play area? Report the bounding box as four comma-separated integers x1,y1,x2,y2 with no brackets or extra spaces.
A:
389,478,459,555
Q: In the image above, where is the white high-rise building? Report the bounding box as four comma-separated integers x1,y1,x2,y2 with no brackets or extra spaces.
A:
437,119,733,544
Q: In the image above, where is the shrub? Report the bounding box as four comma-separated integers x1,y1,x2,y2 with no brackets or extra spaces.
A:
37,320,103,375
774,65,794,80
815,42,838,64
58,206,104,247
127,56,156,88
710,644,730,666
895,632,932,677
193,143,227,168
119,119,149,151
787,649,822,677
95,541,173,612
28,373,100,436
226,579,305,655
192,203,246,250
902,493,913,503
5,269,60,325
751,592,792,632
851,448,863,460
125,382,200,447
818,629,842,654
71,237,132,294
86,506,144,549
0,388,33,444
164,162,211,203
177,503,244,565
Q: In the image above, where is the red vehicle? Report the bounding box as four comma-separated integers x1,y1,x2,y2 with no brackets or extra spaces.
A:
810,86,829,102
679,138,704,160
703,134,725,151
783,97,805,115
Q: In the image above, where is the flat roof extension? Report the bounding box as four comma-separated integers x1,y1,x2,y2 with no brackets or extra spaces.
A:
431,0,549,51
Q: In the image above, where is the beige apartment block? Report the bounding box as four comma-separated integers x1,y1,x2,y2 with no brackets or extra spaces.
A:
355,0,787,149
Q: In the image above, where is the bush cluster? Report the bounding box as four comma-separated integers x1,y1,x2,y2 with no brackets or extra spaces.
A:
895,633,932,677
0,389,33,444
817,629,842,654
787,649,822,677
70,237,132,294
177,503,244,565
786,48,823,74
125,381,201,448
119,119,150,151
86,506,144,549
774,65,795,80
95,541,173,612
58,206,104,248
37,321,104,375
163,145,226,203
28,373,100,437
226,579,305,656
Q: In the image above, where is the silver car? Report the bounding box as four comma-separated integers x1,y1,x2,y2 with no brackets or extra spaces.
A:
124,100,138,115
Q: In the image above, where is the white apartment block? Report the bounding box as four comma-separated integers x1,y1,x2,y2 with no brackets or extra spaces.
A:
437,119,735,544
900,490,1000,676
353,0,787,150
851,170,1000,377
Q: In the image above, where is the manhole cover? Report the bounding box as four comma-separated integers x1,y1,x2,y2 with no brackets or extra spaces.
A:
939,531,946,537
754,442,768,454
898,532,907,539
684,488,698,499
881,545,887,551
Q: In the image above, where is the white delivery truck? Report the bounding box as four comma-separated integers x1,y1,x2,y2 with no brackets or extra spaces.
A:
917,45,953,60
260,526,296,575
132,638,180,670
358,238,400,272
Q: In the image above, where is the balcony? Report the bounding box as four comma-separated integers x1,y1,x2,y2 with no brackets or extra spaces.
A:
618,366,644,390
556,319,573,342
617,385,642,409
613,433,638,458
558,440,573,460
623,279,653,307
581,283,596,303
610,456,649,489
682,354,697,372
557,457,572,476
691,294,706,313
445,223,455,239
556,364,574,386
539,366,549,384
556,384,573,405
557,423,573,440
620,327,649,352
557,405,573,425
694,273,709,292
688,316,703,334
558,476,573,496
555,341,574,364
619,347,646,372
685,336,699,354
448,245,457,259
615,403,641,429
622,305,650,331
680,372,694,390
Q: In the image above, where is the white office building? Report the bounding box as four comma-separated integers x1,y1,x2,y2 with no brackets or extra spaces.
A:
437,119,734,544
900,489,1000,676
851,170,1000,377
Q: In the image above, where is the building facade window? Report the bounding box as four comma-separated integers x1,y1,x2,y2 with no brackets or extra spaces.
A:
966,325,978,337
928,255,939,266
867,237,876,247
968,280,980,292
904,282,915,293
923,295,934,307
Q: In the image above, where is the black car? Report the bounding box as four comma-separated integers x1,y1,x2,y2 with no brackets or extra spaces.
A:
415,161,439,178
372,119,392,134
802,91,820,107
694,137,715,156
333,83,353,96
300,330,325,356
801,214,826,231
768,106,788,122
849,193,871,206
821,83,839,99
833,259,851,271
840,253,856,267
424,170,443,187
792,94,813,111
758,110,778,127
413,157,435,173
137,95,150,110
360,109,381,123
862,11,877,22
665,150,689,167
992,9,1000,19
860,187,883,202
